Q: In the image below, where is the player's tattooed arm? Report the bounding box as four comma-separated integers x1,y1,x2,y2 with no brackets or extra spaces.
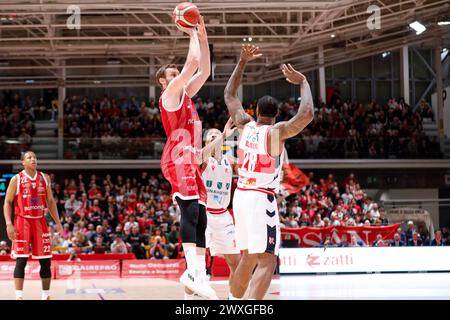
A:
224,44,261,129
271,64,314,143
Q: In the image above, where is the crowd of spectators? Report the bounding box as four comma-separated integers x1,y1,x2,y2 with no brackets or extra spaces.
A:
63,95,165,159
0,169,448,258
278,171,449,248
1,90,439,159
45,171,182,260
279,172,388,229
0,92,40,158
280,97,441,159
64,93,439,159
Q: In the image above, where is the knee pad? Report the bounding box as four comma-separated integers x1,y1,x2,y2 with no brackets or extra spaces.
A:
196,205,207,248
39,258,52,279
13,258,28,279
177,197,199,243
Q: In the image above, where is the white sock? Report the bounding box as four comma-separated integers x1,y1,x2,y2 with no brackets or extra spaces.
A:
196,254,206,275
184,247,197,271
184,292,195,300
41,290,50,300
15,290,23,299
228,293,243,300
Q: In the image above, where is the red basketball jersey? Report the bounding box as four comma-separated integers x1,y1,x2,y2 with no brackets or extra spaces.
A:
159,90,202,170
14,170,48,218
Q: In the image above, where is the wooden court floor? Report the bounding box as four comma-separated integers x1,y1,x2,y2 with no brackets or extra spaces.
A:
1,273,449,300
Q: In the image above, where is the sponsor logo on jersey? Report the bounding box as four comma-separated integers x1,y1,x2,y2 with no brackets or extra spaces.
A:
30,197,40,206
217,182,223,190
241,177,257,186
24,205,45,211
206,189,228,196
226,183,230,190
206,180,212,188
31,182,36,189
187,118,201,125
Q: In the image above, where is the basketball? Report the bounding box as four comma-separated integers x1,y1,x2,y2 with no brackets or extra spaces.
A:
173,2,200,28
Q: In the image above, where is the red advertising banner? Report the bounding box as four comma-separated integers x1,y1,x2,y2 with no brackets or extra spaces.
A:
54,260,120,279
121,259,186,278
0,261,47,280
281,224,400,247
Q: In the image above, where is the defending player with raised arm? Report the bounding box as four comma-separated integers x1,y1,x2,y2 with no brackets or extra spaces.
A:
224,44,314,300
184,118,241,300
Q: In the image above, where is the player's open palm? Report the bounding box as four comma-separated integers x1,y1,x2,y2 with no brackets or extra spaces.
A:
281,63,306,85
240,44,262,62
6,224,16,241
223,118,236,138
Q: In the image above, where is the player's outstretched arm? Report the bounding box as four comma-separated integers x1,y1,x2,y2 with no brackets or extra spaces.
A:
224,44,261,129
3,176,17,241
270,64,314,153
197,118,236,165
185,16,210,98
162,25,200,110
45,173,63,235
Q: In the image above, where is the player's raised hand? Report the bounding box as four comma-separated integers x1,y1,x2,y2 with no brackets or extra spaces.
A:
197,16,208,42
240,44,262,63
176,22,195,36
281,63,306,85
223,118,236,138
6,223,16,241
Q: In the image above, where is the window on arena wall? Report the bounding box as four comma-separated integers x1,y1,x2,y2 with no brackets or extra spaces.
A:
353,57,371,78
376,81,391,103
355,81,372,104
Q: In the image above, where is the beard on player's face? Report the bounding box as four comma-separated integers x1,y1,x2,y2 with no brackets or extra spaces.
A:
163,68,180,87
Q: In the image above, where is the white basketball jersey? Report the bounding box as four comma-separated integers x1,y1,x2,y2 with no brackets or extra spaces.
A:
202,156,233,210
237,121,283,191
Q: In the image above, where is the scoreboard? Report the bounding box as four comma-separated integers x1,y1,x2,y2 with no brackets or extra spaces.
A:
0,173,14,197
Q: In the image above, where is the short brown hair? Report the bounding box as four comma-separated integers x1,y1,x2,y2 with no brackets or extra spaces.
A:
155,64,177,89
21,150,36,161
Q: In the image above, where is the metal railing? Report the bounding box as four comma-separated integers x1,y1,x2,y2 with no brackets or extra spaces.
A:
0,136,445,160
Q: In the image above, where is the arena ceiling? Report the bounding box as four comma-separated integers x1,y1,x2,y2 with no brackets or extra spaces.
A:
0,0,449,89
